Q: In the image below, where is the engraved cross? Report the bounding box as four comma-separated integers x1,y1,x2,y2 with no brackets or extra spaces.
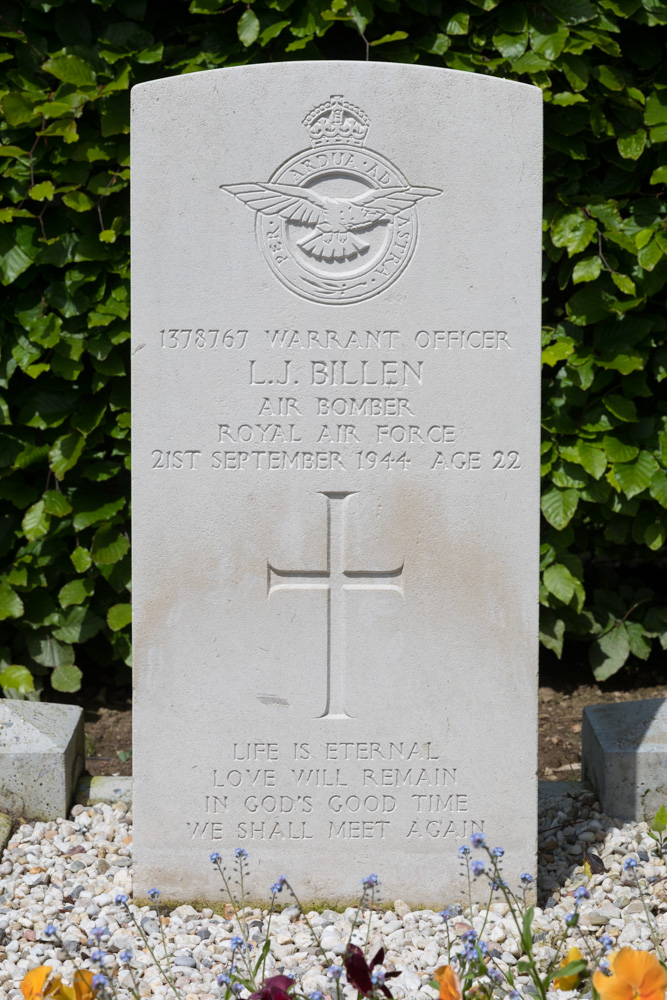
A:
267,492,404,720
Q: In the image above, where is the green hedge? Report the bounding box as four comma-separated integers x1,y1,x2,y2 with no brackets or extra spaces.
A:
1,0,666,698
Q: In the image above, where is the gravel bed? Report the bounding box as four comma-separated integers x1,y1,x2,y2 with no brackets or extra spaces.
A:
1,786,667,999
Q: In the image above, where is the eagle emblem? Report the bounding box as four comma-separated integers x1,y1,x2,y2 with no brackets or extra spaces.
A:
222,183,441,263
221,96,442,304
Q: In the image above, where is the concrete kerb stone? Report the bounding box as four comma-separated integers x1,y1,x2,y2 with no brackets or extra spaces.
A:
0,701,84,822
0,812,11,854
75,775,132,807
582,697,667,822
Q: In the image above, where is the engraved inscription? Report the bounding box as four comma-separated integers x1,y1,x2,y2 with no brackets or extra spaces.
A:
267,492,403,720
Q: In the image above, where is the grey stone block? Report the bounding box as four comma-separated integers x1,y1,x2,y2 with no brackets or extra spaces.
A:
582,698,667,821
0,701,84,820
76,775,132,806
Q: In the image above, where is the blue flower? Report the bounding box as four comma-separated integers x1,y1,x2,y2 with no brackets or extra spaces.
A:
210,852,221,863
623,857,638,871
371,971,385,986
470,860,485,877
599,960,611,975
490,847,504,858
44,923,57,936
90,927,109,941
520,873,533,884
234,848,248,860
232,984,243,996
458,846,471,859
309,992,325,1000
600,935,613,953
230,935,244,951
439,908,452,922
90,949,105,963
491,878,507,891
270,875,287,893
115,893,129,905
507,991,521,1000
218,973,231,986
147,888,161,901
565,913,578,926
362,873,379,888
327,965,343,980
462,930,478,944
488,969,502,984
470,832,486,849
92,974,108,989
119,950,132,963
574,886,590,901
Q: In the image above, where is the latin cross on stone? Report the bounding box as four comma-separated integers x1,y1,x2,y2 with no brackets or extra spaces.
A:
267,491,404,720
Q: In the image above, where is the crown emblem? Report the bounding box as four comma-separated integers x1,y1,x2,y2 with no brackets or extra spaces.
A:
302,95,370,147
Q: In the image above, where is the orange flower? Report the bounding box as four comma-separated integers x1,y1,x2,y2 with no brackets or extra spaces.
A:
434,965,463,1000
554,946,584,990
21,968,62,1000
56,971,97,1000
593,948,667,1000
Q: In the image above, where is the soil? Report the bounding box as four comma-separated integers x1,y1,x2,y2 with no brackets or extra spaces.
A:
80,669,667,781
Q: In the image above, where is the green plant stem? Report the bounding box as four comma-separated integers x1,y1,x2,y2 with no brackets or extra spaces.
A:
122,904,182,1000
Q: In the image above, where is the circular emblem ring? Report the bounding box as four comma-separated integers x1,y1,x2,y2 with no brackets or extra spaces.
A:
256,144,418,305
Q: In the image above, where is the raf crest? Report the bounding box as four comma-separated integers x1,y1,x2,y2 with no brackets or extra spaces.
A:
221,96,441,304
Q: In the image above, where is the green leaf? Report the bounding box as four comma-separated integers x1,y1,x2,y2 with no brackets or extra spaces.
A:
30,181,55,202
645,90,667,126
650,471,667,509
62,191,94,212
493,31,527,59
551,209,596,255
595,64,625,90
650,165,667,185
543,563,577,603
530,26,568,60
43,490,72,516
541,488,579,530
91,523,130,565
617,129,646,160
444,11,469,33
542,337,575,365
22,500,51,542
609,453,659,499
590,623,630,681
603,435,639,463
604,395,637,422
72,491,126,530
540,608,565,658
645,519,666,550
611,272,636,296
107,603,132,631
238,9,260,45
0,664,35,695
49,432,85,480
71,547,93,573
572,256,602,283
0,583,24,620
577,441,607,479
371,30,408,45
53,606,104,643
652,805,667,834
42,54,96,87
58,578,95,609
51,662,83,693
26,632,74,668
638,238,663,271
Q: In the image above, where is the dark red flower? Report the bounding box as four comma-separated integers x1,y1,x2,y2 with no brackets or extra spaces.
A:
249,976,294,1000
344,945,399,999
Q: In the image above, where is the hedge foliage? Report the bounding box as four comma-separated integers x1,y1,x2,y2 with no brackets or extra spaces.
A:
0,0,666,698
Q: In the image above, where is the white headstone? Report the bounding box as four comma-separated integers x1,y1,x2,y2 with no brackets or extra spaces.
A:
131,62,542,904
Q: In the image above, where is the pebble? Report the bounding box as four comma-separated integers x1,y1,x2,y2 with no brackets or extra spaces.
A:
0,789,666,999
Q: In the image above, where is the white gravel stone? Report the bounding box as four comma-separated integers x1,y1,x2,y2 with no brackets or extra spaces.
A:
0,787,664,999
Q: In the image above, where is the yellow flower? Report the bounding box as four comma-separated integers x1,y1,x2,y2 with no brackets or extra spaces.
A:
21,967,62,1000
554,947,585,991
434,965,463,1000
593,947,667,1000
